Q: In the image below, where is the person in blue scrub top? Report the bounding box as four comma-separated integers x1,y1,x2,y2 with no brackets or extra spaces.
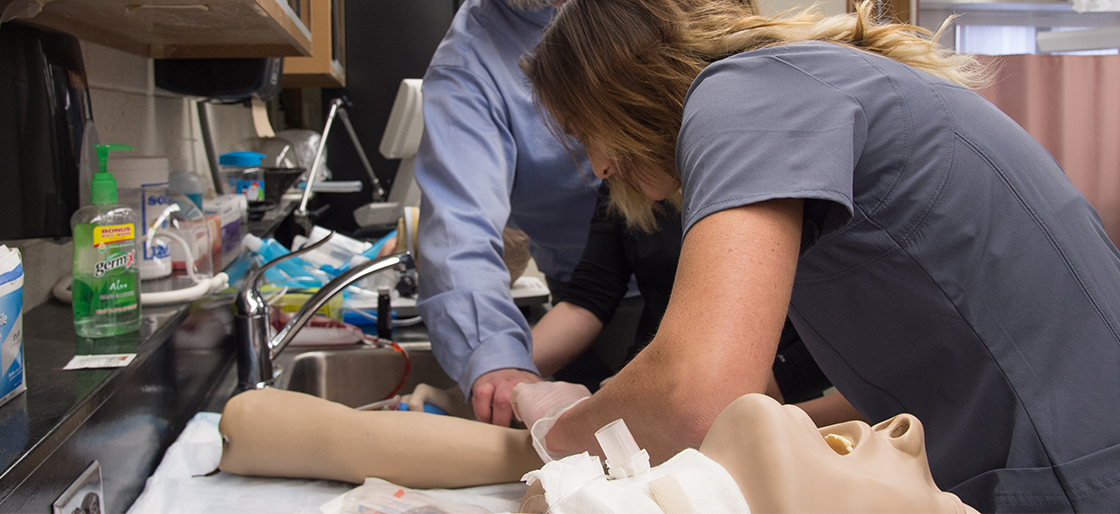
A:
413,0,603,427
515,0,1120,511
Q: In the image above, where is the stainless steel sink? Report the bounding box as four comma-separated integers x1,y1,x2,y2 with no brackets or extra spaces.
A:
272,342,457,408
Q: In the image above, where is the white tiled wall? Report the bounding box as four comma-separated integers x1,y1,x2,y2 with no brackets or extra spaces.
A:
4,41,260,309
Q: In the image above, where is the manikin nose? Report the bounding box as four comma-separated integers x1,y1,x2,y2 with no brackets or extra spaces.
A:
874,414,924,457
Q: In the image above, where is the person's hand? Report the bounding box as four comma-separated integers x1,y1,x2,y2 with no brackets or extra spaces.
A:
471,368,541,426
509,381,591,428
510,381,591,462
401,383,475,419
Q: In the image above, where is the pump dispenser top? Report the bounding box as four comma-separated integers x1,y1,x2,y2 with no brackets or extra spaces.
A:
91,144,133,204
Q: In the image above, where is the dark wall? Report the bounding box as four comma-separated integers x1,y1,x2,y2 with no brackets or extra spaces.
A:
318,0,459,235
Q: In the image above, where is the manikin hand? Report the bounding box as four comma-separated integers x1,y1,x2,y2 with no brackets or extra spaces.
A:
472,368,542,426
510,381,591,462
402,383,475,419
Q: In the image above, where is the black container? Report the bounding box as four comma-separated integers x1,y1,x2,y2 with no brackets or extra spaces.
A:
263,167,304,204
0,22,92,239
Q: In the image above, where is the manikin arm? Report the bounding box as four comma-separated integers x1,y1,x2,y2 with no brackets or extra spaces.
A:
218,388,541,489
544,199,804,462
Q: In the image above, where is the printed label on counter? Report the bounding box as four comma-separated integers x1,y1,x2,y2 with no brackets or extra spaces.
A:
63,354,137,370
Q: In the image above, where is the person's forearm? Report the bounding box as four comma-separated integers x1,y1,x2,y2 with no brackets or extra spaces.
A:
544,330,772,464
531,302,605,377
796,391,868,427
419,288,537,395
543,199,805,464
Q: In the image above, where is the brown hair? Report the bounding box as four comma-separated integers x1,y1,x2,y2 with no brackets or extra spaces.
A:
524,0,989,230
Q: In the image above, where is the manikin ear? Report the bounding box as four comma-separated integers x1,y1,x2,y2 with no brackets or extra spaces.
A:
873,414,924,458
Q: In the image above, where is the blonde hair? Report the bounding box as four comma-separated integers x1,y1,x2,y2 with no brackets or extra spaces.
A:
524,0,989,229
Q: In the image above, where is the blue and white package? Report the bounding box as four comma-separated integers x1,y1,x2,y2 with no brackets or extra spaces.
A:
0,245,24,408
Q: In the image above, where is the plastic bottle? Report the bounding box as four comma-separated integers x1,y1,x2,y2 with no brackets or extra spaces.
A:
70,144,142,338
169,168,205,210
242,234,320,286
219,151,266,203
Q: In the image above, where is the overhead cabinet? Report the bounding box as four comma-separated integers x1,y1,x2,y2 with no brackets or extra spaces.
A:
283,0,345,87
9,0,312,59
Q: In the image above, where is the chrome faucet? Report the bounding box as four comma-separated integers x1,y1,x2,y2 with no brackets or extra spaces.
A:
234,231,413,392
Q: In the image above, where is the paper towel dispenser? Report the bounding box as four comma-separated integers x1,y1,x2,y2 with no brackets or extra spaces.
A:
154,57,283,101
0,22,93,240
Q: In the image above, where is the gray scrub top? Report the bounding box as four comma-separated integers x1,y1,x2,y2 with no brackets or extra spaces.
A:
678,42,1120,512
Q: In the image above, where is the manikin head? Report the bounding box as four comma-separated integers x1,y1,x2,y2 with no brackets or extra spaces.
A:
700,394,979,513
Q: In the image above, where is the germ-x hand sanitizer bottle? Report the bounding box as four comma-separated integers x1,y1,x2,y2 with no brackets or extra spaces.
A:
70,144,142,338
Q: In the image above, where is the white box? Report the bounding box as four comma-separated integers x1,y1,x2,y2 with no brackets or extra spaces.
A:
0,247,25,408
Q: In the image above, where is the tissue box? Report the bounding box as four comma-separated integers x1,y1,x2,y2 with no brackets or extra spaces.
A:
0,247,24,408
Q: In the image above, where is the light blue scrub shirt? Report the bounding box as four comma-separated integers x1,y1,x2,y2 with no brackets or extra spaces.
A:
678,42,1120,512
414,0,599,395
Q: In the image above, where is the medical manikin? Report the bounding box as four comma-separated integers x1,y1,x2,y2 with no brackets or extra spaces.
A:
218,390,978,513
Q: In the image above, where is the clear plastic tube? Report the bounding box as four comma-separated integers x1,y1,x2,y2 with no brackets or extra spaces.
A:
594,419,650,479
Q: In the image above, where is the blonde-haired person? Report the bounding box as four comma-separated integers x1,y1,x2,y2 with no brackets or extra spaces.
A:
516,0,1120,512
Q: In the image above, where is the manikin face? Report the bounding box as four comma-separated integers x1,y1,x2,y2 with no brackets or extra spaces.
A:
584,139,676,201
699,394,978,514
